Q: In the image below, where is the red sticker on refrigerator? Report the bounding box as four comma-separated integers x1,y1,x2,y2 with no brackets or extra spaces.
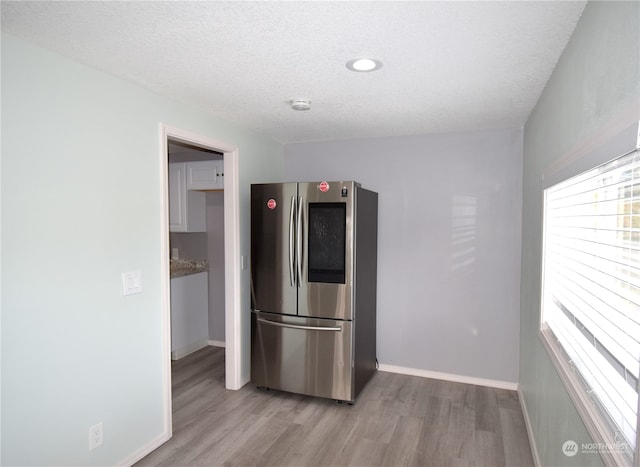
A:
318,181,330,192
266,198,277,210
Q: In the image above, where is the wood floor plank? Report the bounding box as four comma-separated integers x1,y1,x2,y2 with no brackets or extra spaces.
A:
415,396,462,466
349,413,399,445
297,410,359,466
346,437,387,467
500,406,535,467
191,413,273,466
444,388,476,463
495,386,522,411
135,347,534,467
476,384,500,433
476,429,506,467
220,415,292,466
380,415,424,466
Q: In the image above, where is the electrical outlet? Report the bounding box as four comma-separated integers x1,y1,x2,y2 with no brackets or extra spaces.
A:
89,422,103,450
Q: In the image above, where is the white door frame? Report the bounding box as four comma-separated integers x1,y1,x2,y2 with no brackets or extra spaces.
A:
159,123,242,436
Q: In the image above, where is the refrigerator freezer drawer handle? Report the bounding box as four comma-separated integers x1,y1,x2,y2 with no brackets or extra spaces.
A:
257,318,341,332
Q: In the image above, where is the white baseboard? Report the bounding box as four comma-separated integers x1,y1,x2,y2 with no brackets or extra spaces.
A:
117,431,170,467
378,363,519,391
208,340,226,348
171,339,208,360
518,387,541,467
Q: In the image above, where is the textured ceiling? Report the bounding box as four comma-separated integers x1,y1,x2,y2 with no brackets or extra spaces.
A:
1,1,586,144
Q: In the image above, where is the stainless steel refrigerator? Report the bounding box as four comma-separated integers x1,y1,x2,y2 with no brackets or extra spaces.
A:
250,181,378,403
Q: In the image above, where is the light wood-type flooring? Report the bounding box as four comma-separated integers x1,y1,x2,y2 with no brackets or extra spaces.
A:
136,346,534,467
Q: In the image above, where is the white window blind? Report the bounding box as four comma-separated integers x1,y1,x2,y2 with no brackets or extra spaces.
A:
542,148,640,463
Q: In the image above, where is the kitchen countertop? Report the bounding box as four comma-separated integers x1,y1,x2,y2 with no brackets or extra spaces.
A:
170,258,208,279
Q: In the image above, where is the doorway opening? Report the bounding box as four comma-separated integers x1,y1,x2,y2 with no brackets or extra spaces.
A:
168,140,224,358
159,124,242,439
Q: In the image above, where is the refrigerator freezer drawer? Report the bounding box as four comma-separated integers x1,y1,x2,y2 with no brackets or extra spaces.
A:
251,312,353,402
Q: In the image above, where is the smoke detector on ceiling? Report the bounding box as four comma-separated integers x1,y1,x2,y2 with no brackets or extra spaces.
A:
290,99,312,111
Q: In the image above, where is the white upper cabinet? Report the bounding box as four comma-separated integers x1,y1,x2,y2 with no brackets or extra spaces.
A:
168,162,206,232
186,160,223,190
169,163,186,230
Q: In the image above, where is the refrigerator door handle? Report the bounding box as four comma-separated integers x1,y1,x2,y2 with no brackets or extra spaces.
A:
257,317,341,332
288,195,296,287
296,195,303,287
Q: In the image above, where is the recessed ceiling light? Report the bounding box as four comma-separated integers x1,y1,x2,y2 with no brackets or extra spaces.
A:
346,58,383,72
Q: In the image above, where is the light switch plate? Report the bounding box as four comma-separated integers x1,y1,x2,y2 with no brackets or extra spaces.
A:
122,270,142,296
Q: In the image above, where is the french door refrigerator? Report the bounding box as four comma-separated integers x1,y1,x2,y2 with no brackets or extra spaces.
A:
250,181,378,402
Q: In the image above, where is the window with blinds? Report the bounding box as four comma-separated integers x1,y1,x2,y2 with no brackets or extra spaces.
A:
541,148,640,465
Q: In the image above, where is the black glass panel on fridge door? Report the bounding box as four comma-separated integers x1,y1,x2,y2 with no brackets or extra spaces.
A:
307,202,346,284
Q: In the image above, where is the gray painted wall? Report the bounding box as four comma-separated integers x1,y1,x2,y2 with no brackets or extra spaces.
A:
520,1,639,465
286,127,523,384
170,232,206,260
1,33,284,465
206,191,225,343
